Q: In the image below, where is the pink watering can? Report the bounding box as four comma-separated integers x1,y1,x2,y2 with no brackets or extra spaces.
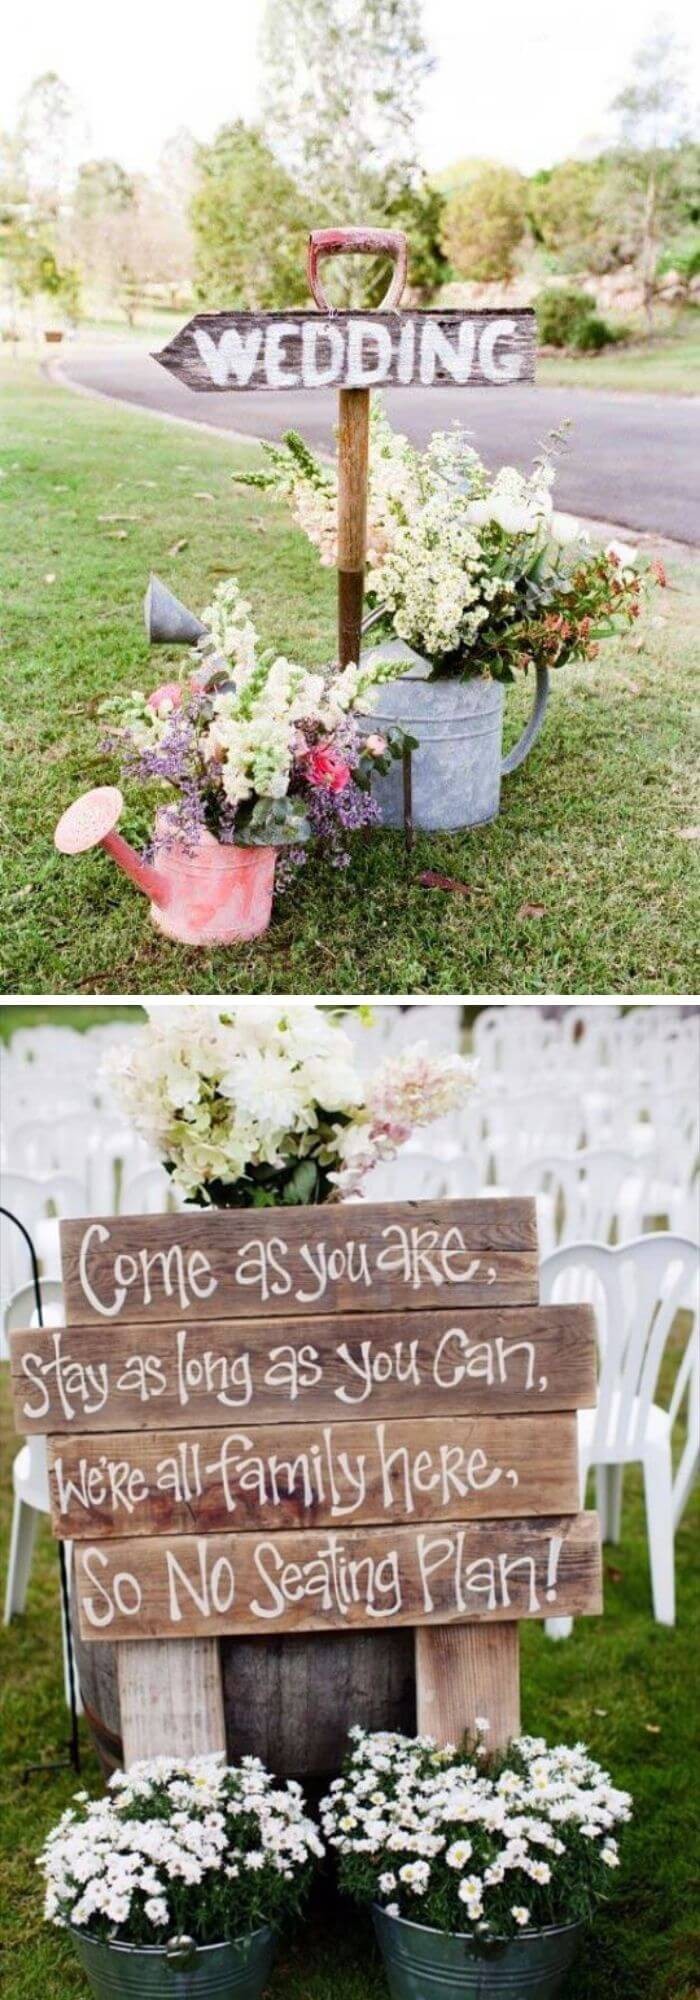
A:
54,788,276,946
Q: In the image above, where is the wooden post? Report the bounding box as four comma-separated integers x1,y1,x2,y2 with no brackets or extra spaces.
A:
306,226,408,668
337,387,370,666
415,1624,520,1752
118,1639,225,1766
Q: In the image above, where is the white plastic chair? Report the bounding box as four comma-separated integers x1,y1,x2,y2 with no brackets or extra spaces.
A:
362,1149,480,1203
541,1234,699,1633
2,1278,82,1713
512,1149,655,1256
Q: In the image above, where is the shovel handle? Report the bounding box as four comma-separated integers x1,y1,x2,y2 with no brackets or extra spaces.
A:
307,228,408,311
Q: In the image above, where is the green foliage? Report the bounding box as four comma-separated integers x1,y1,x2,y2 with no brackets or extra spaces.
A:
383,176,448,301
191,121,309,310
528,160,608,272
440,164,527,282
657,230,700,281
535,288,615,351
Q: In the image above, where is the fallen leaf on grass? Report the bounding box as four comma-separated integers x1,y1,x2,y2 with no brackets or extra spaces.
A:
419,870,474,898
517,900,546,920
593,1708,608,1717
9,883,33,904
168,537,188,556
604,1564,623,1583
644,1723,661,1735
105,529,128,539
675,825,700,840
194,490,216,503
44,572,56,583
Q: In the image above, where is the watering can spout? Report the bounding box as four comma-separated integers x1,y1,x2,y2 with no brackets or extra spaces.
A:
144,573,208,645
54,787,169,907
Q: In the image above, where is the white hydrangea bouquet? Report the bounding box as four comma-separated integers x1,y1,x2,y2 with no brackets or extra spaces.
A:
39,1754,323,1948
240,405,648,681
100,574,409,876
102,1004,476,1207
321,1725,631,1945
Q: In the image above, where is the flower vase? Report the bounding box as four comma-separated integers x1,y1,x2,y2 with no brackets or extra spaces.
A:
70,1925,276,1999
372,1906,583,2000
358,622,549,832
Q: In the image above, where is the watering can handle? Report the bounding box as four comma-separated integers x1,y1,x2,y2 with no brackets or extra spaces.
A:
501,665,550,775
307,228,408,311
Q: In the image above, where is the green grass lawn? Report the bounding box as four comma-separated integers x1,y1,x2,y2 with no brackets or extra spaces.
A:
538,309,700,396
1,359,698,998
1,1358,698,2000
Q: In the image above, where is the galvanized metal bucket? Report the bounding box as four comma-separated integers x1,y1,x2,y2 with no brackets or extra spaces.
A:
372,1906,583,1998
70,1925,276,2000
358,612,549,833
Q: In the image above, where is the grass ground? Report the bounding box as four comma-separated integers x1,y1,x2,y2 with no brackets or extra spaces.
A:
533,309,700,396
1,359,699,997
1,1358,698,2000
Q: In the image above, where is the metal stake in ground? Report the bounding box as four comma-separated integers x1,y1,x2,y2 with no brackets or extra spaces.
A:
306,228,408,669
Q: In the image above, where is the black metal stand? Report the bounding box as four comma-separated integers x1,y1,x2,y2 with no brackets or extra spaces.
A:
1,1206,81,1777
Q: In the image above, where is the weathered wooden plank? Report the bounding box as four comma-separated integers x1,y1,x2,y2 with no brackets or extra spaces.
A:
48,1412,579,1540
155,310,536,395
73,1511,602,1642
338,385,370,667
58,1201,539,1327
416,1623,520,1751
118,1639,226,1766
10,1303,597,1435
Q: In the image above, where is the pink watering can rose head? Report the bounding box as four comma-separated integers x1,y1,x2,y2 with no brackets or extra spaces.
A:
54,787,276,947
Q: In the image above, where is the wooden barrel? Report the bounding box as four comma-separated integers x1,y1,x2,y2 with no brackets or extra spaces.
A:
72,1595,416,1778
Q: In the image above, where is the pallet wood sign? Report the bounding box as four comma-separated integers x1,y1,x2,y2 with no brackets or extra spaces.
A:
153,226,536,667
9,1198,601,1765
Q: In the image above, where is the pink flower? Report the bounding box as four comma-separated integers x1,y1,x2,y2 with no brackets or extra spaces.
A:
302,745,352,793
147,681,183,712
365,734,387,756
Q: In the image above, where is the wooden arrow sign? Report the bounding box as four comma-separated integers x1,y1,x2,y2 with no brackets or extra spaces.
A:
154,308,536,395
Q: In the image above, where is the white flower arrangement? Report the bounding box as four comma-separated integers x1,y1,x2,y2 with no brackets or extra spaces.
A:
320,1726,632,1943
242,405,648,680
102,1004,477,1206
39,1755,324,1947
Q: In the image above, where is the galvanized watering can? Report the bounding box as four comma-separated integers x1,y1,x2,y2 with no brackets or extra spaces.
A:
358,609,549,833
70,1925,275,1999
54,789,276,947
372,1907,583,1999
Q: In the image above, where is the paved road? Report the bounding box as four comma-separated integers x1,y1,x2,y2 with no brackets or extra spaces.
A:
56,342,699,544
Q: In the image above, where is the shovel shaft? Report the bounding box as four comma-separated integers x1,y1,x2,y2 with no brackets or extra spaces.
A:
337,387,370,667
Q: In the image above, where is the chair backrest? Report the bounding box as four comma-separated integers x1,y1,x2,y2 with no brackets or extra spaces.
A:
541,1234,699,1454
3,1276,65,1333
362,1149,480,1204
119,1163,179,1214
513,1149,653,1246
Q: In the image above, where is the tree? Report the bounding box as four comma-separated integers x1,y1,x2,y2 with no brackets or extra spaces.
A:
385,176,448,300
14,71,85,215
260,0,434,303
191,122,310,308
528,160,607,271
608,23,692,326
440,163,527,283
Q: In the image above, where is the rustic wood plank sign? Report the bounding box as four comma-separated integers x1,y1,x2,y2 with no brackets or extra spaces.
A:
156,309,536,395
8,1195,602,1764
153,225,537,668
72,1514,600,1641
57,1198,539,1326
11,1302,597,1434
48,1412,579,1539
